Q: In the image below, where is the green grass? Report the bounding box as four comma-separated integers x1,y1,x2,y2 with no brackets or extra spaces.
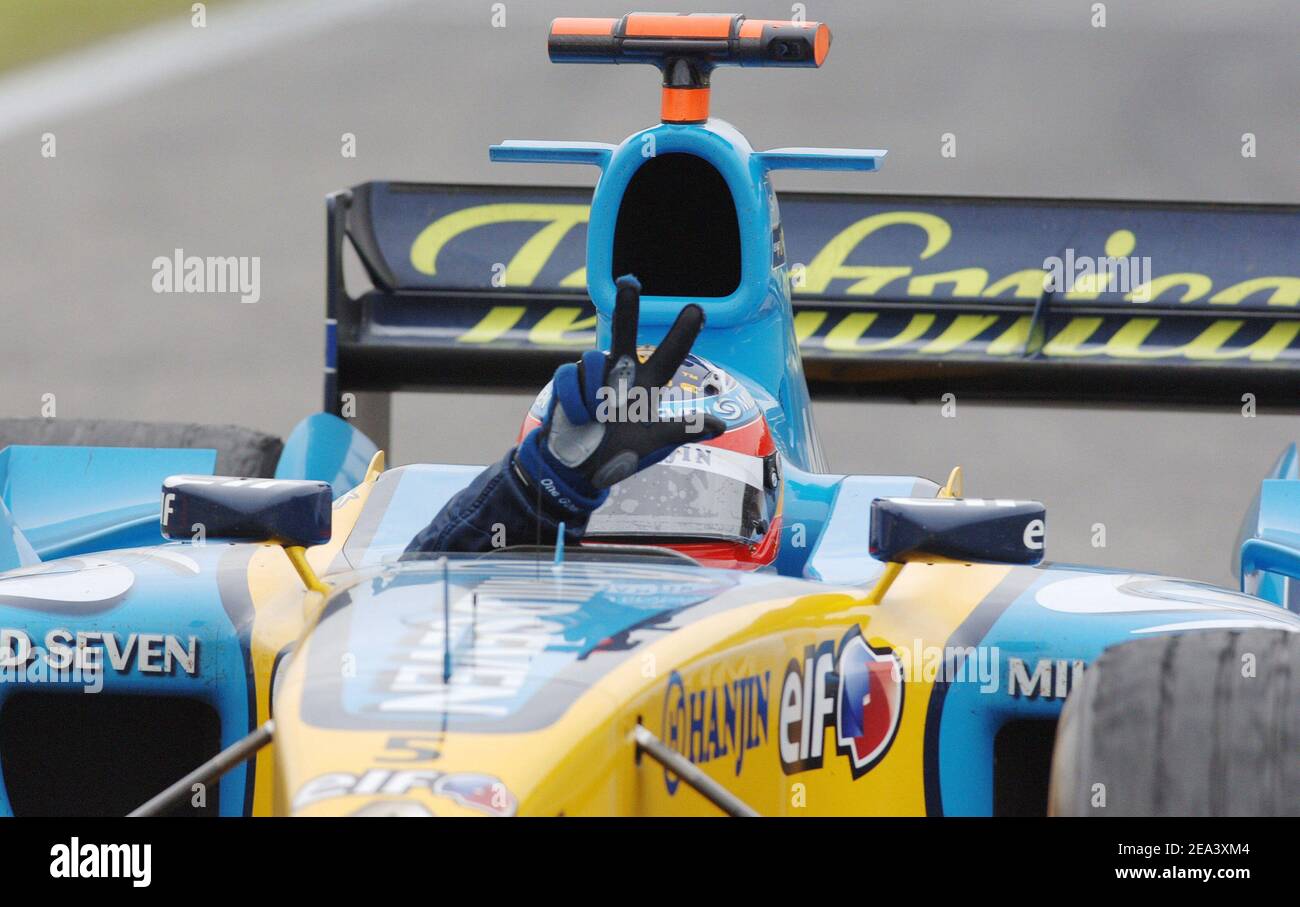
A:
0,0,237,75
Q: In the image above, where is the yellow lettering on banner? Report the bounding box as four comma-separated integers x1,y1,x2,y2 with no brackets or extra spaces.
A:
1103,317,1188,358
1107,229,1137,256
529,307,597,345
823,313,875,349
1209,277,1300,307
821,266,911,297
1041,317,1105,357
984,270,1049,299
1064,281,1103,301
1040,316,1299,362
908,268,989,298
919,315,999,354
1126,273,1212,303
986,316,1034,356
1067,230,1138,299
409,203,590,283
793,311,828,343
1229,322,1300,360
823,313,935,352
560,267,588,288
1119,319,1299,362
458,306,526,344
801,212,950,295
407,207,1299,324
1181,321,1253,360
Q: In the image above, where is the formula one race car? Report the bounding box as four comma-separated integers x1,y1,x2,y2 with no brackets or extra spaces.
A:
0,13,1296,818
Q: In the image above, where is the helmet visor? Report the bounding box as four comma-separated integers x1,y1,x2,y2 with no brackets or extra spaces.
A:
585,444,772,544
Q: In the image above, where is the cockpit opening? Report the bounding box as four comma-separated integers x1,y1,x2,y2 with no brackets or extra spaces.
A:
612,153,741,298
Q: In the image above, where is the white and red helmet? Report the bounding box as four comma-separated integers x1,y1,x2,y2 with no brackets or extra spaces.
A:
519,352,782,569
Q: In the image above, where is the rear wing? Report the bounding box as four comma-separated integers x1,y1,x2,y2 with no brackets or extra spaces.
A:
326,182,1298,433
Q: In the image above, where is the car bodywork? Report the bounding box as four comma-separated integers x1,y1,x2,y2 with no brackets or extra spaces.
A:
0,13,1297,817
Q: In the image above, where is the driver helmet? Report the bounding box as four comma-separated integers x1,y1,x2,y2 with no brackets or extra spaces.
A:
517,351,783,570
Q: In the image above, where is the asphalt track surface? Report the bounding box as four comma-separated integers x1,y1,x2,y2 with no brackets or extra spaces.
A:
0,0,1296,586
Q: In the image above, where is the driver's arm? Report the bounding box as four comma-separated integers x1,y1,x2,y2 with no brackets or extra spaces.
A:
402,447,600,554
404,276,722,556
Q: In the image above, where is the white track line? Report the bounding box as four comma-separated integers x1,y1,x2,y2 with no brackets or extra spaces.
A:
0,0,412,145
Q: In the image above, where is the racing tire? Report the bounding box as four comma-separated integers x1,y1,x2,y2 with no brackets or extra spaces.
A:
0,417,282,477
1048,628,1299,817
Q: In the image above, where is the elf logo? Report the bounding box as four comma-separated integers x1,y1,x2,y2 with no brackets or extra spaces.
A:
778,627,904,777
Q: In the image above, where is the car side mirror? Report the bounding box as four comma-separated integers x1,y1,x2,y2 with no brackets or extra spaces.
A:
869,497,1046,566
161,475,332,548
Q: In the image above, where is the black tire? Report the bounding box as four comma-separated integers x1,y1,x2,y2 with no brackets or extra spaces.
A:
0,418,282,477
1049,628,1299,816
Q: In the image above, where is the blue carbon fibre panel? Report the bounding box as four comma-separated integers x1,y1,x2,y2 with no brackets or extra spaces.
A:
489,140,615,168
803,474,939,584
0,543,256,816
0,446,216,561
754,147,885,171
1236,443,1300,608
0,499,39,573
775,464,838,578
275,413,379,499
1255,480,1300,552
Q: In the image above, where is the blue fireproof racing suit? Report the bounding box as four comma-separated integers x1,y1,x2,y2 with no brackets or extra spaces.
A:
403,433,606,555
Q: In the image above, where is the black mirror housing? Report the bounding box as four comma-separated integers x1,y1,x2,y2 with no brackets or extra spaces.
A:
869,497,1045,566
161,476,332,548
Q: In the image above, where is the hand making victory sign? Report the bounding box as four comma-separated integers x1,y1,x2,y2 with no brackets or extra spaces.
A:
406,274,725,554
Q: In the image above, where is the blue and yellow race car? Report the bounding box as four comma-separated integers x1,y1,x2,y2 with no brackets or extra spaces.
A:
0,12,1296,818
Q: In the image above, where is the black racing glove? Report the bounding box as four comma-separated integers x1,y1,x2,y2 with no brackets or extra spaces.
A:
514,274,726,518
